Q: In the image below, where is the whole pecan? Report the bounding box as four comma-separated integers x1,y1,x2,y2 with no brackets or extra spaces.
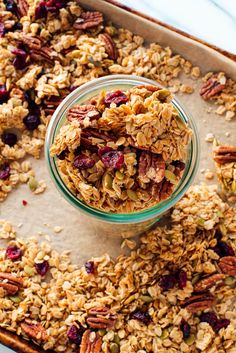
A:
139,151,165,184
20,320,47,341
82,128,116,142
87,307,117,329
73,11,103,30
194,274,225,292
213,145,236,164
181,293,215,313
99,33,117,60
21,35,42,50
0,272,23,295
67,105,100,123
200,75,226,100
29,47,56,63
219,256,236,277
80,330,102,353
17,0,29,17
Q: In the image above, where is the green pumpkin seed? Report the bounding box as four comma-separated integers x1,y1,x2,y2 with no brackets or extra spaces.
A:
88,56,102,67
231,180,236,193
115,171,125,180
185,334,195,345
157,89,171,101
24,265,35,276
28,176,38,192
160,328,169,340
197,218,205,226
140,295,153,303
113,333,120,345
164,170,178,185
110,342,120,353
103,173,113,189
191,273,201,285
98,329,106,336
225,276,235,286
216,210,224,218
9,295,21,303
127,189,138,201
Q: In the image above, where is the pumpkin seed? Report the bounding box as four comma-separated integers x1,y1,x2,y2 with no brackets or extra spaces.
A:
98,329,106,336
164,170,178,185
28,176,38,192
113,333,120,345
192,273,201,285
216,210,224,218
115,171,125,180
140,295,153,303
9,295,21,303
231,180,236,193
185,334,195,345
157,89,170,101
197,218,205,226
225,276,235,286
160,328,169,340
110,342,120,353
24,265,35,276
103,173,113,189
127,189,138,201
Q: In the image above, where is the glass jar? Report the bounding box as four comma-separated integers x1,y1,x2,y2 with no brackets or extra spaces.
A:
45,75,199,237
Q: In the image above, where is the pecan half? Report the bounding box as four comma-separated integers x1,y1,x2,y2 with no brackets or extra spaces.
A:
17,0,29,17
80,330,102,353
21,35,42,50
139,151,165,184
87,307,117,329
67,105,100,123
29,47,56,63
73,11,103,30
213,145,236,164
20,320,47,341
219,256,236,277
0,272,23,295
82,128,115,142
181,293,215,313
99,33,117,60
194,274,225,292
200,75,226,100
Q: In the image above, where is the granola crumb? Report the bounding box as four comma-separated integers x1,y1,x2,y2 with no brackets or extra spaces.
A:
53,226,63,234
225,132,230,137
205,133,215,143
121,238,137,250
225,111,235,121
204,170,214,180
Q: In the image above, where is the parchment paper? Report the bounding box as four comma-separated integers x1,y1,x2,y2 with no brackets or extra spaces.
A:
1,0,236,265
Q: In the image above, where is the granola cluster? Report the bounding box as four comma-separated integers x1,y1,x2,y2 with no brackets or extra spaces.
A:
50,85,192,212
0,184,236,352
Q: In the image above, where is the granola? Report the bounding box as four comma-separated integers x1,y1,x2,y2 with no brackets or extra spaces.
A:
0,184,235,352
50,85,192,212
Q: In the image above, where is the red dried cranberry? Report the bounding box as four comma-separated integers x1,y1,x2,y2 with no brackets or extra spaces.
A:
98,146,113,158
6,245,22,261
104,90,128,107
200,312,218,328
180,319,190,339
67,324,84,345
0,164,10,180
35,1,47,19
212,241,235,258
159,274,177,291
101,150,124,170
0,23,5,38
23,115,40,131
130,310,152,325
35,260,49,276
73,154,95,170
2,132,17,147
45,0,66,12
215,229,222,241
12,48,28,70
85,261,95,274
22,199,27,206
171,160,186,171
69,85,78,92
178,270,187,289
57,150,67,160
214,319,230,333
0,85,9,103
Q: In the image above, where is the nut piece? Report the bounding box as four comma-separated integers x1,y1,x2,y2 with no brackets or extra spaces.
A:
80,330,102,353
21,35,42,50
20,320,47,341
87,307,117,329
213,145,236,164
99,33,117,60
73,11,103,30
29,47,56,63
200,75,226,100
219,256,236,277
181,293,215,313
17,0,29,17
194,274,225,292
139,151,165,184
67,105,100,123
0,272,23,295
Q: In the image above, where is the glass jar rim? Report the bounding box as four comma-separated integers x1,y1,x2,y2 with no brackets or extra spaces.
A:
45,75,200,224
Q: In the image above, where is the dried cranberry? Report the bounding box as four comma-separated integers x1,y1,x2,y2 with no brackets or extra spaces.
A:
22,199,27,206
171,160,186,171
214,319,230,333
98,146,113,158
159,274,177,291
0,164,10,180
57,150,67,160
6,245,22,261
12,48,28,70
178,270,187,289
35,1,47,19
0,23,5,37
104,90,128,107
69,85,78,92
85,261,95,274
0,85,9,103
2,132,17,147
73,154,95,170
180,319,190,339
23,115,40,130
4,0,17,13
200,312,218,328
101,150,124,170
212,241,235,258
215,229,222,241
45,0,66,12
130,310,152,325
67,324,84,345
13,22,23,30
35,260,49,276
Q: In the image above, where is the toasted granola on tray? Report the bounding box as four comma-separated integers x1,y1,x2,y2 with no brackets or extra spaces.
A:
50,85,192,212
0,185,236,353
